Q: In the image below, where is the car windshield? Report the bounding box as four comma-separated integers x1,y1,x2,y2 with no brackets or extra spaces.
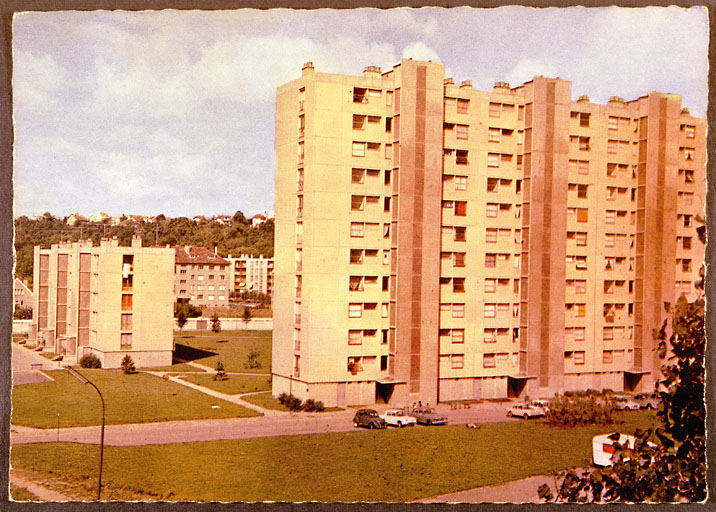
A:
366,411,378,416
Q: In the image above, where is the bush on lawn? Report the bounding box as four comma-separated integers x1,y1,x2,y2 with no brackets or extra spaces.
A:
278,393,303,411
121,355,136,374
214,361,227,381
545,394,618,427
303,399,325,412
245,349,262,369
79,354,101,368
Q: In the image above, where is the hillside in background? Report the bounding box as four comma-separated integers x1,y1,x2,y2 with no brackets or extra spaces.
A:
14,212,274,286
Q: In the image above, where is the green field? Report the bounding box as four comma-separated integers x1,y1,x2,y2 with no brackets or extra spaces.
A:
11,411,657,502
173,330,272,373
11,369,260,428
151,363,205,373
182,374,272,395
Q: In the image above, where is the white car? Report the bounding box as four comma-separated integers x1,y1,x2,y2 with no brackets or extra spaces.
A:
612,396,641,410
529,399,551,413
507,403,545,419
380,409,417,427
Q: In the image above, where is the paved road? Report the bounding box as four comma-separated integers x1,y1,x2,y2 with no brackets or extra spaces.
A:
11,401,521,447
12,343,59,385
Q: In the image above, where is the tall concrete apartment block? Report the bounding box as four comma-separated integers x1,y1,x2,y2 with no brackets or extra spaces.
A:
32,236,175,368
273,59,705,407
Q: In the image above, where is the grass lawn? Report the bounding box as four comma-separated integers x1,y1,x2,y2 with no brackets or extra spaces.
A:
182,374,272,395
150,363,205,373
11,369,260,428
173,330,272,373
10,484,40,502
10,411,657,502
241,392,342,412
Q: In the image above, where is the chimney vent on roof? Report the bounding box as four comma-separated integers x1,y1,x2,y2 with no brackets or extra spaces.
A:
364,65,381,74
494,81,510,90
460,80,472,89
577,95,590,103
609,96,625,104
681,107,690,115
444,78,454,86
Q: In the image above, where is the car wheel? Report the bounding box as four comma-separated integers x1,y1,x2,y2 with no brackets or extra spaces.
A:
646,403,654,410
427,420,432,426
397,421,403,427
507,411,513,417
369,423,375,429
524,413,529,419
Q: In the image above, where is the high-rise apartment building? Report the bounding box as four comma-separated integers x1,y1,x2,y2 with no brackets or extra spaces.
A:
32,236,175,368
226,254,274,297
273,59,705,408
174,246,230,309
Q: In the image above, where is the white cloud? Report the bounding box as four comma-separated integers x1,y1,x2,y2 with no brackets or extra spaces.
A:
401,42,441,63
505,59,561,87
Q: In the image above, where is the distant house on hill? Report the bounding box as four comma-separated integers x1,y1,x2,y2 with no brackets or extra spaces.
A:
213,215,232,225
14,277,33,309
192,215,206,224
251,214,267,227
66,213,87,226
89,212,111,223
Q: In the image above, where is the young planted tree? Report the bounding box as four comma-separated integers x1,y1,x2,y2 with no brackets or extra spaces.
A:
120,355,136,374
176,310,188,331
242,307,252,329
211,313,222,334
213,361,227,381
539,297,706,502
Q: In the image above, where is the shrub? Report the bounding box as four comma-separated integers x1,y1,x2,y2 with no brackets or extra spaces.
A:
245,349,262,369
213,361,227,381
303,399,325,412
545,394,617,427
277,393,303,411
120,355,136,374
210,313,221,334
79,354,101,368
13,306,32,320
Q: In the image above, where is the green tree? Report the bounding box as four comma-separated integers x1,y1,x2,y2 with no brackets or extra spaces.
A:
210,313,222,333
176,310,188,331
120,355,136,374
539,297,706,502
242,307,252,329
213,361,227,381
13,306,32,320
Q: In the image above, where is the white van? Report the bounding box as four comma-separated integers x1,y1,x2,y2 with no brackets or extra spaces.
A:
592,433,656,466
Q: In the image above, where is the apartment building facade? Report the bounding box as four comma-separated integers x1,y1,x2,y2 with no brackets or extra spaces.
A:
273,59,705,408
226,254,274,297
32,236,175,368
174,246,230,308
14,277,33,309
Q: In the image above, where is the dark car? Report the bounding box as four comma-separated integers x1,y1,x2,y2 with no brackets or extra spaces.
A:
408,407,448,425
353,409,387,429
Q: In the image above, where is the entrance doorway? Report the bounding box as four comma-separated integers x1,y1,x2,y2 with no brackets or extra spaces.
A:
624,372,643,392
507,377,528,399
376,383,394,404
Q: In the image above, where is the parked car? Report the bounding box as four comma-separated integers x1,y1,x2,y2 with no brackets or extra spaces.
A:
353,409,387,429
380,409,417,427
634,392,660,410
529,399,551,413
612,396,641,410
507,403,545,419
408,407,448,425
593,433,657,466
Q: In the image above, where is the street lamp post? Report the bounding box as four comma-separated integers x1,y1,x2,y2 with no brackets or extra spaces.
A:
67,366,105,501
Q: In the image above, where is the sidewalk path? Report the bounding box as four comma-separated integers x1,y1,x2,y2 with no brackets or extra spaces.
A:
415,474,558,504
12,343,60,386
10,473,75,502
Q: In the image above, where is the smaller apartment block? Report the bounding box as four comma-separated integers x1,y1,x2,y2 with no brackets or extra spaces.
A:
32,236,175,368
14,277,33,309
174,246,230,308
226,254,274,297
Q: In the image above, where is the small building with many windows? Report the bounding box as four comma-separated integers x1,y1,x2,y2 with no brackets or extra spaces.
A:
173,246,230,309
14,276,33,309
226,254,274,297
32,236,174,368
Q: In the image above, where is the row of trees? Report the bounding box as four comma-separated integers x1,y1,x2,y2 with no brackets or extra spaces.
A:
14,212,274,286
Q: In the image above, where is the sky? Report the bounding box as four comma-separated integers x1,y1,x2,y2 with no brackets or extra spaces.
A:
12,7,709,219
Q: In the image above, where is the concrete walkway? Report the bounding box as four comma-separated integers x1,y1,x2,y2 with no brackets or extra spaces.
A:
415,474,558,504
9,473,75,502
12,343,60,386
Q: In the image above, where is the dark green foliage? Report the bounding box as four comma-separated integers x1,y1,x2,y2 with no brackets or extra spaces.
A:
174,301,202,319
545,395,618,427
121,355,136,374
13,213,274,283
213,361,227,381
277,393,323,412
303,399,325,412
176,310,188,330
13,306,32,320
242,307,252,325
79,354,101,368
245,349,261,369
540,297,705,502
210,313,221,334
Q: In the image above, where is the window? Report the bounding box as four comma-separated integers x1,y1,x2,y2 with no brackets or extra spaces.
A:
457,98,469,114
578,161,589,175
453,253,466,267
682,124,695,138
456,150,468,165
350,222,364,237
603,351,613,364
484,304,496,318
574,327,585,341
348,330,362,345
453,278,465,293
451,355,465,369
487,153,499,167
607,140,618,154
121,294,132,311
455,201,467,216
455,176,467,191
683,214,692,227
483,354,496,368
456,124,468,139
608,116,618,130
575,304,586,317
605,210,616,224
682,259,692,272
351,168,365,184
488,127,500,142
121,314,132,330
452,330,464,344
349,276,363,292
577,184,588,199
484,279,496,293
682,237,692,250
386,91,393,106
575,280,586,294
353,114,366,130
575,232,587,246
347,357,363,374
486,228,497,243
348,304,362,318
485,253,496,268
454,227,466,242
385,144,392,159
605,233,615,248
452,304,465,318
603,327,614,340
576,208,588,223
120,333,132,347
486,203,498,218
487,177,499,193
574,351,585,365
385,117,392,132
352,142,365,157
384,169,391,185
